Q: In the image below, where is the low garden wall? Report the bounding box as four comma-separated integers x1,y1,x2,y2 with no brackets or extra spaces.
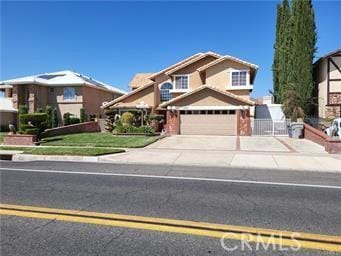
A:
4,134,37,145
303,124,341,154
303,124,329,147
42,121,100,137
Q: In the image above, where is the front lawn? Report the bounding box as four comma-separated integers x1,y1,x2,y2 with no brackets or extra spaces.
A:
0,146,124,156
0,132,7,143
41,133,160,148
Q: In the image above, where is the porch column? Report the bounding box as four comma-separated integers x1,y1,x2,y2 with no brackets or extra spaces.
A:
166,110,180,135
237,109,251,136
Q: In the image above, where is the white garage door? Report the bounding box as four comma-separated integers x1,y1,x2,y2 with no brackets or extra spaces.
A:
180,110,237,135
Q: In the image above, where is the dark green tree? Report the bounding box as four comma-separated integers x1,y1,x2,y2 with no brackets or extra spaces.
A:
273,0,316,119
51,108,58,128
45,105,53,129
80,108,87,123
288,0,317,116
272,3,282,103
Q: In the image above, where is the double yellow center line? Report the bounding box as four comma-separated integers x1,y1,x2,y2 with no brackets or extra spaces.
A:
1,204,340,252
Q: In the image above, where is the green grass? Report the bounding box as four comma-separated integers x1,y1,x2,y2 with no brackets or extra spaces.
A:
0,146,124,156
41,133,160,148
0,132,7,143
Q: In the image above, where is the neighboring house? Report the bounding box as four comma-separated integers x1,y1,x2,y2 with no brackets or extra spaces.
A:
313,49,341,119
102,51,258,136
0,97,18,130
255,96,285,120
0,70,125,124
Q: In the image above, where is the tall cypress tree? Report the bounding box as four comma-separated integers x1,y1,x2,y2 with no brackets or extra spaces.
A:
288,0,316,116
273,0,291,103
272,4,282,103
279,0,292,103
273,0,316,119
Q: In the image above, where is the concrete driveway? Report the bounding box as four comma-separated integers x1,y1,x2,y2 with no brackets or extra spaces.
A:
100,135,341,172
148,135,236,151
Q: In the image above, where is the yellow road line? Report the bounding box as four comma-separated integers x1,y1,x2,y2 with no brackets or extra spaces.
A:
1,204,340,252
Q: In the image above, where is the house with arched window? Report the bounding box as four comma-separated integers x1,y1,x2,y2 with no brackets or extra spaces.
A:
102,51,258,136
0,70,125,125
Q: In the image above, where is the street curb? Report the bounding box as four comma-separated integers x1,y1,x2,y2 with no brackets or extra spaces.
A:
9,153,341,173
12,154,99,162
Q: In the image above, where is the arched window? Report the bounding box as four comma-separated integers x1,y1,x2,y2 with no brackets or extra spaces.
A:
160,83,172,102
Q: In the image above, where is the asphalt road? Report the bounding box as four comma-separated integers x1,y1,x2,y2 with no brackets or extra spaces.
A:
1,161,341,255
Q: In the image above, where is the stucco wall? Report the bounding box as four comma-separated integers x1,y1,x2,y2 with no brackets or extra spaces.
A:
206,59,251,91
114,84,155,109
82,86,117,118
172,88,246,107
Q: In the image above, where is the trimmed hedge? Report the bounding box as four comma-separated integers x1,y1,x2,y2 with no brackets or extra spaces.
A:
114,125,154,135
20,113,47,124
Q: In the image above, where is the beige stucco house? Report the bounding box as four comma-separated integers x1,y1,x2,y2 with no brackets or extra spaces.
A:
313,49,341,119
103,51,258,135
0,70,125,125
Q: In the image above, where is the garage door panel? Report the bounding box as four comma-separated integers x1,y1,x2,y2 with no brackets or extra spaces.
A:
180,114,237,135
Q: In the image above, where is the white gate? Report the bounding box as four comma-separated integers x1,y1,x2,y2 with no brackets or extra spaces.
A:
252,119,291,136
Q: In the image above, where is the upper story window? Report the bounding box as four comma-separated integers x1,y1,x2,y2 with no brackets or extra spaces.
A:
231,71,247,86
160,83,173,102
174,75,189,90
63,87,76,100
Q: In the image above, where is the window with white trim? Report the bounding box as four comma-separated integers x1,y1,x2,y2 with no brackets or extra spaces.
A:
160,83,173,102
231,71,247,86
174,76,189,90
63,87,76,100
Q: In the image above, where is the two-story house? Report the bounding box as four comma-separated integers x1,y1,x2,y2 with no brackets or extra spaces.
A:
0,70,125,125
313,49,341,119
102,51,258,136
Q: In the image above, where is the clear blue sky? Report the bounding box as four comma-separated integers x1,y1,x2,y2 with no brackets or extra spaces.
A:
1,1,340,98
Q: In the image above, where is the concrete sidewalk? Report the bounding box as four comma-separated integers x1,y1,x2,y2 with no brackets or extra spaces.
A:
98,148,341,172
10,149,341,172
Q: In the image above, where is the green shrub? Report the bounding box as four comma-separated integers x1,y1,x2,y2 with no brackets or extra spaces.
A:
36,107,43,113
20,113,47,125
69,117,81,125
19,112,47,137
18,105,28,115
113,124,154,134
63,112,71,126
25,128,40,135
51,108,58,128
89,114,97,121
80,108,87,123
121,112,134,125
45,105,53,129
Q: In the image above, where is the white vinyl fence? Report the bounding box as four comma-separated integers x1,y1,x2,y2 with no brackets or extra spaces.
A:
251,119,291,136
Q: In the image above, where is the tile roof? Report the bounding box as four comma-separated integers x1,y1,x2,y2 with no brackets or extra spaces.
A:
197,55,259,72
129,73,155,88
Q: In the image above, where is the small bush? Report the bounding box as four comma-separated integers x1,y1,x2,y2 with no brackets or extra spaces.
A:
25,128,40,135
51,108,58,128
36,107,44,113
69,117,81,125
20,113,47,125
89,114,97,121
18,105,28,115
80,108,87,123
45,105,53,129
63,112,71,126
113,124,154,134
121,112,134,125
